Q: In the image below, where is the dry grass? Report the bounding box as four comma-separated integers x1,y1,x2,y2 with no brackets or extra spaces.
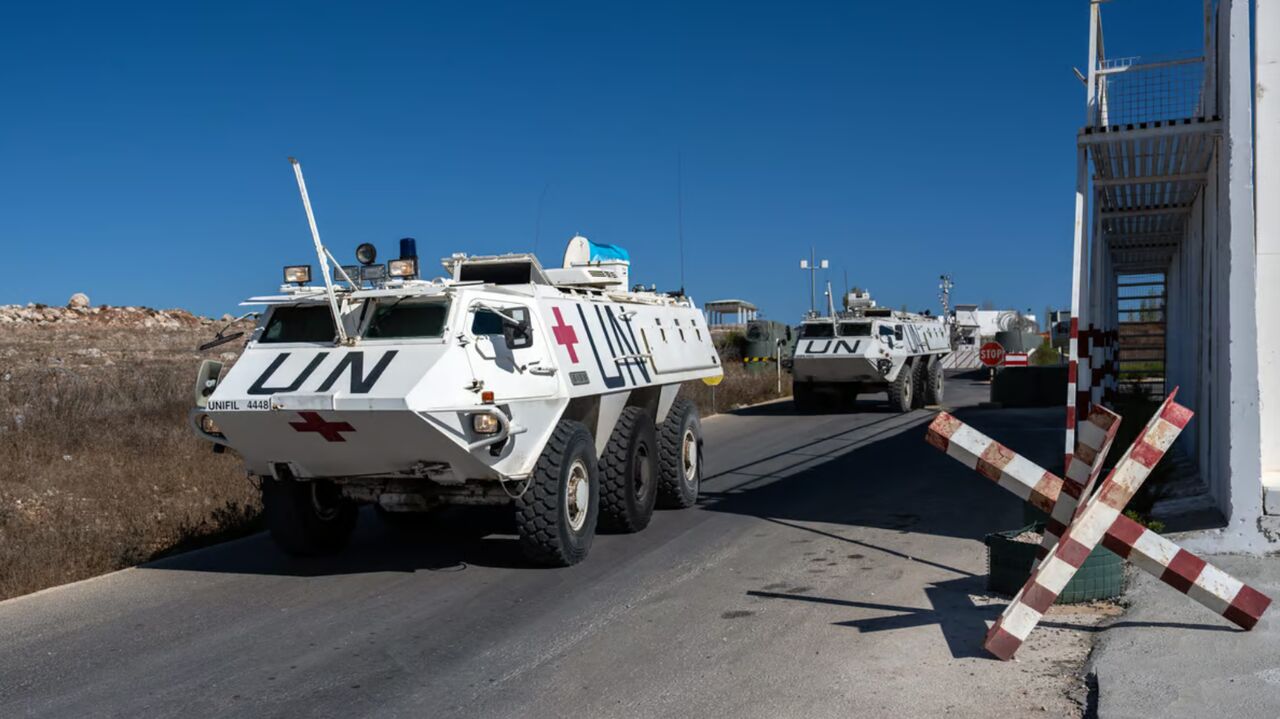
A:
683,331,793,416
0,324,257,600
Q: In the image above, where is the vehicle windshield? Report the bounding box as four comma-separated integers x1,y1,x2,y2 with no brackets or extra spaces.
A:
838,322,871,337
365,299,450,339
799,323,834,338
259,305,337,344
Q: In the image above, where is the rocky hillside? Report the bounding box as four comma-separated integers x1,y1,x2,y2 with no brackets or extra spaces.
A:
0,299,224,329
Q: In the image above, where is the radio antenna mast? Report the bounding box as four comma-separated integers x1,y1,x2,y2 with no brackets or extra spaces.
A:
677,151,685,294
289,157,349,344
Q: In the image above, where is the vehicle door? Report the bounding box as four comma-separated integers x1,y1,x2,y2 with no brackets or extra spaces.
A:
466,298,558,399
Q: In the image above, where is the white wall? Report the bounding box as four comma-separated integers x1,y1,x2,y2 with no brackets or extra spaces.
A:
1256,0,1280,515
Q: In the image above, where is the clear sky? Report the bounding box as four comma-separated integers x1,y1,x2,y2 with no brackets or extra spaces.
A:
0,1,1205,320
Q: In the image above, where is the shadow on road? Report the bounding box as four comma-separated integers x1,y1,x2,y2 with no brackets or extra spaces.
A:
748,575,1236,660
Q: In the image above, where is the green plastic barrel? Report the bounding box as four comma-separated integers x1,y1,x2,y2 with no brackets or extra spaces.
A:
984,522,1125,603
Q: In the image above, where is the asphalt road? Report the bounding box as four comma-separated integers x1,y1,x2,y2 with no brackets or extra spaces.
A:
0,374,1096,718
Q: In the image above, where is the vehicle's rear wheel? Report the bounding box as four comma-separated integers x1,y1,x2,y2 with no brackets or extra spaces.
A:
599,406,659,533
262,477,358,556
657,398,702,509
911,356,929,409
888,360,914,413
515,419,599,566
925,356,945,405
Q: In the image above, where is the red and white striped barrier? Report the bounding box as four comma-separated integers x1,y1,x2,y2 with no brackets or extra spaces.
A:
1040,404,1121,556
925,398,1272,660
984,391,1189,659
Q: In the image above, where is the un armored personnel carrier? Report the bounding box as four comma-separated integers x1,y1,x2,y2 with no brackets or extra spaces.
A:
790,289,951,413
189,162,722,566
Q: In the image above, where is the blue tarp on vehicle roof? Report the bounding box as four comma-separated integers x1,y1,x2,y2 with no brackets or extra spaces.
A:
589,240,629,263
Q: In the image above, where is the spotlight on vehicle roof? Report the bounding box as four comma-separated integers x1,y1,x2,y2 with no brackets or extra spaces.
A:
283,265,311,284
355,243,378,266
388,258,418,279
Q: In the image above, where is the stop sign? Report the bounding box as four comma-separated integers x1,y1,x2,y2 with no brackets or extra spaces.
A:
979,341,1006,367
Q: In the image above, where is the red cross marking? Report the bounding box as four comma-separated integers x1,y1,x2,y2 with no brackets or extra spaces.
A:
551,307,579,363
289,411,356,442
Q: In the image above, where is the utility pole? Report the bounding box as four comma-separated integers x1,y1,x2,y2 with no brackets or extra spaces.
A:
799,247,828,316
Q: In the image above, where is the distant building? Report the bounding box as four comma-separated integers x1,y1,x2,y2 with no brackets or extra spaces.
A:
704,299,758,329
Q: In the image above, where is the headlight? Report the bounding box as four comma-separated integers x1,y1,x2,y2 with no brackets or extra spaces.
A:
388,258,418,278
471,413,500,435
199,413,222,434
283,265,312,284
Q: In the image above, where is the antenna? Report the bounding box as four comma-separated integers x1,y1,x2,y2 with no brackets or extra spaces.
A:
289,158,349,344
676,151,685,293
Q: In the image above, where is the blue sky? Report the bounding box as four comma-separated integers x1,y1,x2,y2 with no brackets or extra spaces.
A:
0,1,1205,320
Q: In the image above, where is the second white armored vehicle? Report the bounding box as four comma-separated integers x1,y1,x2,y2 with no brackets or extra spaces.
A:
190,162,722,566
790,289,951,412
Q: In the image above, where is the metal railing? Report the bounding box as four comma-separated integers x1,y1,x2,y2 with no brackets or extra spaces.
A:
1091,54,1209,127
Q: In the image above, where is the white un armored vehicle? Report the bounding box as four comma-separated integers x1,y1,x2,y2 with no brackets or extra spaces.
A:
790,288,951,413
190,161,722,566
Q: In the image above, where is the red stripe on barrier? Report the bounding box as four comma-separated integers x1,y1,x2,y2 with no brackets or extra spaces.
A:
1160,402,1194,429
976,442,1015,482
1224,586,1273,630
984,626,1021,661
1102,515,1145,558
1160,550,1207,594
1130,439,1164,469
1022,582,1058,614
1057,537,1093,568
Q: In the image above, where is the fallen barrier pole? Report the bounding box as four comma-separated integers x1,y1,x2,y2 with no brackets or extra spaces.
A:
925,395,1272,660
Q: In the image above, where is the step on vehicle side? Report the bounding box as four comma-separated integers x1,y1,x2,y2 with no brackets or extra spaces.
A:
790,288,951,413
190,162,723,566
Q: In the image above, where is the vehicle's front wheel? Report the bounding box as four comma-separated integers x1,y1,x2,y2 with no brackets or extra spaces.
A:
262,477,358,556
793,381,817,413
888,360,915,413
657,398,702,509
515,419,599,566
599,406,659,533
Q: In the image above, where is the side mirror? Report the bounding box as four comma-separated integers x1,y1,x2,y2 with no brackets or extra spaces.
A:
499,312,529,347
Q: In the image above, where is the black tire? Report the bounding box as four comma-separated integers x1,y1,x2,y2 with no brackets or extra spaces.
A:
657,398,702,509
911,356,929,409
888,360,915,413
793,381,817,413
262,478,358,556
599,407,659,533
925,356,945,405
515,419,599,566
